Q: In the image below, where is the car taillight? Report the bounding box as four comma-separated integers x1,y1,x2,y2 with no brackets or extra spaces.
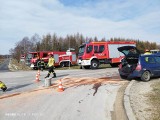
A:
135,64,142,70
119,64,122,69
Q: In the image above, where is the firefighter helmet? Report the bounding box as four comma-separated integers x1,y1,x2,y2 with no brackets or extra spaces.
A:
145,49,150,52
48,53,53,56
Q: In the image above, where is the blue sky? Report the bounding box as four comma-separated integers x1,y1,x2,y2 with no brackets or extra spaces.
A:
0,0,160,54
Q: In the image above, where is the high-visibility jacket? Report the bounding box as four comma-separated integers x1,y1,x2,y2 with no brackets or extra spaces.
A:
144,52,151,55
144,52,152,62
48,57,55,67
0,81,6,88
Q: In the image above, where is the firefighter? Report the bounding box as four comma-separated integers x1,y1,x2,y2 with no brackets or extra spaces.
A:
45,54,56,78
144,49,151,55
40,59,45,71
0,81,7,92
36,57,45,71
144,49,152,62
36,56,41,70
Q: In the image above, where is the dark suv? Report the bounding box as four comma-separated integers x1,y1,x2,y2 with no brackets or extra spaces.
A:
118,46,160,81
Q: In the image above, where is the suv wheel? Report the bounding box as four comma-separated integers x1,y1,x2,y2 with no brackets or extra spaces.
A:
141,71,151,82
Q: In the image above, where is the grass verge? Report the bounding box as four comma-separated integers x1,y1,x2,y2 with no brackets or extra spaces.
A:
9,58,113,71
0,59,5,65
9,59,31,71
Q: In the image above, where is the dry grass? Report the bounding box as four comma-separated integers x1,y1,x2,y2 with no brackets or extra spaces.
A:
9,59,31,71
0,59,5,65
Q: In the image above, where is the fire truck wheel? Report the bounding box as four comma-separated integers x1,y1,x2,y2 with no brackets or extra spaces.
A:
41,67,44,71
36,61,41,68
60,62,65,67
65,61,72,67
91,60,99,69
33,67,38,70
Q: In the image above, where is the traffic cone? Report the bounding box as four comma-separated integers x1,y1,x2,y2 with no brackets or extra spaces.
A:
35,74,40,82
37,70,40,76
57,80,64,92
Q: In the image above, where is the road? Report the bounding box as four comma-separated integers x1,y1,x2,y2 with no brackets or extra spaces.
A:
0,62,128,120
0,59,10,72
0,68,121,96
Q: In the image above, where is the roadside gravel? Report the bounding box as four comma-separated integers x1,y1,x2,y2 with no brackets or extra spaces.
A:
129,79,160,120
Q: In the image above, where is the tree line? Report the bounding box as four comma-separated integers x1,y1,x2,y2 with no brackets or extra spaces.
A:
9,33,159,60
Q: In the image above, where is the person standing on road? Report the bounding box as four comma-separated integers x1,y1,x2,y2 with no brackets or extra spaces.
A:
36,57,45,71
0,81,7,92
144,49,152,62
36,56,41,70
144,49,151,55
45,54,56,78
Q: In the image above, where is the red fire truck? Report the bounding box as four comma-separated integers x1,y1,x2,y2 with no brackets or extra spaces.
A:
78,41,136,69
48,51,77,67
25,51,77,69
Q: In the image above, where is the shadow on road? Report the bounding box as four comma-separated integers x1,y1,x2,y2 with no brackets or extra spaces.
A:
6,83,33,91
0,70,11,72
57,74,70,78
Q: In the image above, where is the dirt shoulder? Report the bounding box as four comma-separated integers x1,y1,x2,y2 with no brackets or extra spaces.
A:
129,79,160,120
111,82,128,120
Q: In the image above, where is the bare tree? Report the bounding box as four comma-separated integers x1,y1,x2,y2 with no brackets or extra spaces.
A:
30,33,41,51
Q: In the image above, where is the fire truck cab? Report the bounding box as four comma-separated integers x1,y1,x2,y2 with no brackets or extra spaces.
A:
78,41,136,69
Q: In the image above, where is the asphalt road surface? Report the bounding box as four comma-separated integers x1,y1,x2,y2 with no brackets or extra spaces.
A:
0,59,10,72
0,67,128,120
0,68,121,96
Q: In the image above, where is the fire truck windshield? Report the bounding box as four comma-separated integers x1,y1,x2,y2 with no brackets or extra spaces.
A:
25,53,33,65
31,53,38,58
26,53,33,59
78,44,86,55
